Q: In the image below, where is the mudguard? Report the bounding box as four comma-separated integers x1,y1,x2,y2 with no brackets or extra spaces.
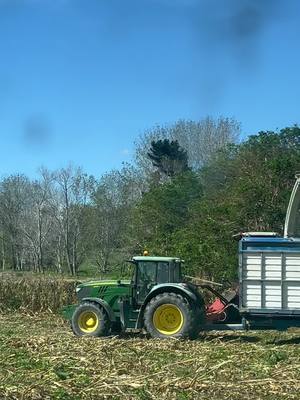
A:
82,297,116,322
135,283,204,329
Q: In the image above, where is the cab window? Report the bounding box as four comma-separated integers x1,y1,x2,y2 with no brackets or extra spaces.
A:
157,262,169,282
136,262,157,284
171,262,181,282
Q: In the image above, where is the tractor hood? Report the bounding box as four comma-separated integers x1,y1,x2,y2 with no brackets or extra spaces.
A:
75,279,131,302
77,279,131,289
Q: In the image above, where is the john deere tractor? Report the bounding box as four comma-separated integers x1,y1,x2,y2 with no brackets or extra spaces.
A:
66,256,206,338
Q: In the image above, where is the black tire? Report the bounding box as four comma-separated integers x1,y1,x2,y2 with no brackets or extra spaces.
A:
143,292,196,339
111,320,122,335
71,302,110,337
189,306,205,339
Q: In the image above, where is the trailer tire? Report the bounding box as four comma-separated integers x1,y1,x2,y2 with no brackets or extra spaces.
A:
71,302,110,337
144,292,196,339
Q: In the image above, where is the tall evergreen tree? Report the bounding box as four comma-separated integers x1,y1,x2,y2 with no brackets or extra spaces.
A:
147,139,189,177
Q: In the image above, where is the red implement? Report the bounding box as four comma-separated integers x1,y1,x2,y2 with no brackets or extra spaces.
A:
206,298,227,322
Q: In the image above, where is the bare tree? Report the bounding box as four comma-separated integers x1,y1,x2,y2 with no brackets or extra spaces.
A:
0,223,5,271
19,173,54,272
52,165,94,275
90,165,142,273
0,175,31,270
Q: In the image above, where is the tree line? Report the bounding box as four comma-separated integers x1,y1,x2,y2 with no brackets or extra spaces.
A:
1,117,299,281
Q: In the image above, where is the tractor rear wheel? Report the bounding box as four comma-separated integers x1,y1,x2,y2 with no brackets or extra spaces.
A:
71,302,110,337
189,306,205,339
144,292,196,339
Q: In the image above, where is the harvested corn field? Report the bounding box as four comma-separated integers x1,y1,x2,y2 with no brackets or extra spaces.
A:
0,274,77,313
0,313,299,400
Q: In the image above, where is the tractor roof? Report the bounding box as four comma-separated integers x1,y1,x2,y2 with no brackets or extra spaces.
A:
132,256,181,262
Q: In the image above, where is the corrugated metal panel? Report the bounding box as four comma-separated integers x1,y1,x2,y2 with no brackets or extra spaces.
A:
243,254,261,280
287,283,300,308
242,282,261,308
265,254,282,280
241,250,300,311
286,271,300,279
285,255,300,281
285,255,300,264
265,282,281,308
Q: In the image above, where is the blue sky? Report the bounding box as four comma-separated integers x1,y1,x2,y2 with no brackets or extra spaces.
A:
0,0,300,178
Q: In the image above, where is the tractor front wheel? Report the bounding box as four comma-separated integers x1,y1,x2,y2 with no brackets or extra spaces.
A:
71,302,110,337
144,293,196,339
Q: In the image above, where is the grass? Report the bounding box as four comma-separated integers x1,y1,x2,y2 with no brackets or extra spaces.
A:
0,313,299,399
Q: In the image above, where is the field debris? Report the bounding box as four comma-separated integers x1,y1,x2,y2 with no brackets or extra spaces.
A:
0,313,299,399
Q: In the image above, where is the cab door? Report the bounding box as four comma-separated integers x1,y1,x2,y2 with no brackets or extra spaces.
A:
135,261,157,305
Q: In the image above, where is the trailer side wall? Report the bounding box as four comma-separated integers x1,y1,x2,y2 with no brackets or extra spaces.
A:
239,237,300,316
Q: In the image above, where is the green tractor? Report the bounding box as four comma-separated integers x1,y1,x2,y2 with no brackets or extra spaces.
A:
66,256,206,339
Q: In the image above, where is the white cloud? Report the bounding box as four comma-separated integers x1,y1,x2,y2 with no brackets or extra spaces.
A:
120,148,130,156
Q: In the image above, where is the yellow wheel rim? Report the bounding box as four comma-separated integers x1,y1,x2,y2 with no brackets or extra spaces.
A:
153,304,184,335
78,311,99,333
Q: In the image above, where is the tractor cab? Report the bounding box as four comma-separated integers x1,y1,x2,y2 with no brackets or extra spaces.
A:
131,256,182,304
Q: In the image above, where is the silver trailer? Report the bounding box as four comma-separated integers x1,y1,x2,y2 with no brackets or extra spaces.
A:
238,176,300,329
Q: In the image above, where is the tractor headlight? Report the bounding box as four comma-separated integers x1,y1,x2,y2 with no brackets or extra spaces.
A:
75,287,82,293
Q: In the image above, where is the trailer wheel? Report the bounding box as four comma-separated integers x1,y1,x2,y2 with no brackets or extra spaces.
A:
144,292,195,339
71,302,110,337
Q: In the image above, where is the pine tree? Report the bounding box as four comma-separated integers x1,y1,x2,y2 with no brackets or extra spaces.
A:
147,139,189,177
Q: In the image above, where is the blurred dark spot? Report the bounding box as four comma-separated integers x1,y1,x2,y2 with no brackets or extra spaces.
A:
193,0,285,62
23,114,52,149
226,0,272,39
188,0,288,108
230,5,262,38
